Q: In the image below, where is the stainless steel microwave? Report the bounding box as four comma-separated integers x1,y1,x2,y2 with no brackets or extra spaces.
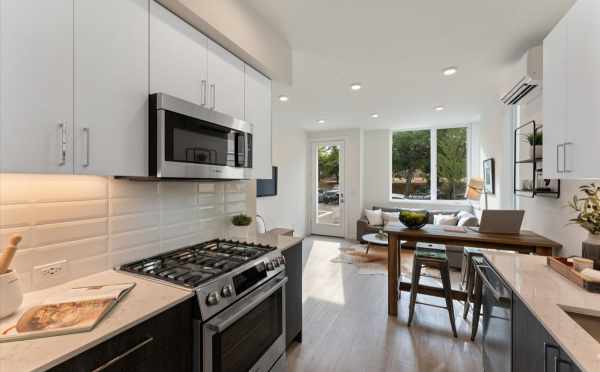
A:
149,93,252,179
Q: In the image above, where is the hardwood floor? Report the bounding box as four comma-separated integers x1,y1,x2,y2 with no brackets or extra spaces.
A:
287,236,483,372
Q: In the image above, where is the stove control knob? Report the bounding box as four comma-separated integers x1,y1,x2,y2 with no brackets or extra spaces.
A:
206,291,220,306
273,259,280,268
221,285,233,297
266,262,274,271
278,256,285,265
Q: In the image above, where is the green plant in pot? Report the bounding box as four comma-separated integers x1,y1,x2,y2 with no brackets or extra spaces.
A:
399,210,429,230
231,214,253,238
568,183,600,261
526,131,543,160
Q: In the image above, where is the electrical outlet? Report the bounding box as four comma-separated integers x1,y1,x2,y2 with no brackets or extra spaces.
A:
33,260,69,289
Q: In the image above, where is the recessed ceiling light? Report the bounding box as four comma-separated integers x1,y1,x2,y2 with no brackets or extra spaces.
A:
434,106,445,111
317,119,326,124
371,113,379,119
278,95,289,102
350,83,362,91
442,67,458,76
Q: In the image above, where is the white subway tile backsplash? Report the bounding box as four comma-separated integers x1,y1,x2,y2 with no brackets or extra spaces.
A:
0,175,252,292
33,200,108,225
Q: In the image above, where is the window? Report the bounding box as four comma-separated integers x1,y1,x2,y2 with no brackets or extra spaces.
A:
391,127,469,201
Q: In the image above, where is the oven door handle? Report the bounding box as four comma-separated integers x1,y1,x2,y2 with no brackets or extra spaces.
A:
205,275,287,333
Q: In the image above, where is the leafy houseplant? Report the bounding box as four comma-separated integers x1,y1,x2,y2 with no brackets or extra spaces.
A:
526,131,543,160
568,184,600,259
231,214,252,237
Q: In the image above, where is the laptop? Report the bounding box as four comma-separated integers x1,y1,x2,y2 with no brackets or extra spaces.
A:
469,210,525,235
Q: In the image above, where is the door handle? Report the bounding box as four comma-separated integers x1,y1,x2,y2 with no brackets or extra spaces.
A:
201,80,207,106
556,144,564,173
544,343,559,372
58,122,67,166
555,356,573,372
210,84,216,110
91,336,154,372
563,142,573,173
82,127,90,167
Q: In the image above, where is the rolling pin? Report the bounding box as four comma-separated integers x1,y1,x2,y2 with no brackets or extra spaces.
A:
0,235,23,274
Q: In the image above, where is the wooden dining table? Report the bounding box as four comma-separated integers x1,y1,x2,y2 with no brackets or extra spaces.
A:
384,224,562,316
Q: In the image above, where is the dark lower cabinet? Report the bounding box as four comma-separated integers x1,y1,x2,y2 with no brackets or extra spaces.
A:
283,242,303,346
512,295,581,372
50,298,194,372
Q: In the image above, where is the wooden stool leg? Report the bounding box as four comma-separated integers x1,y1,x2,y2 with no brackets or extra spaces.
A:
471,271,483,341
460,253,470,288
440,263,458,338
463,264,475,319
407,260,421,327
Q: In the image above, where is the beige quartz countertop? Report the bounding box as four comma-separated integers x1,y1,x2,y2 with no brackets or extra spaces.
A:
483,252,600,372
0,270,194,372
222,232,304,251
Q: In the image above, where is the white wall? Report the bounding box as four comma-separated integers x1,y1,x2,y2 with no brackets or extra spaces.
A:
0,174,252,292
256,122,308,236
306,129,363,240
516,93,596,256
363,129,477,213
157,0,292,82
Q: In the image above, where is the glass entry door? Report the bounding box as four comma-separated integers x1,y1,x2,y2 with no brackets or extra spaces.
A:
311,141,345,237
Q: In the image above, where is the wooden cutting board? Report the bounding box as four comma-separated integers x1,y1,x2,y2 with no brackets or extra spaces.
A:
547,256,600,293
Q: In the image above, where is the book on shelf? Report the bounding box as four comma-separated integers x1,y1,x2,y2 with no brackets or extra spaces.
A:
0,283,135,342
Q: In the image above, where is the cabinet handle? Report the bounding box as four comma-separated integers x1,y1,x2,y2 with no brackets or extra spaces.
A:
563,142,573,173
201,80,207,106
91,336,154,372
544,343,559,372
555,356,573,372
210,83,216,110
82,127,90,167
58,122,67,166
556,144,564,173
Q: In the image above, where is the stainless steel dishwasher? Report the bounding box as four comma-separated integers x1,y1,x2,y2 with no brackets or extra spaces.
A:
476,260,512,372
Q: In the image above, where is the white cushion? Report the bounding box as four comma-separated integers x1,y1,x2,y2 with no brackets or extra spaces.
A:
365,209,383,226
433,214,458,226
382,211,400,224
457,212,479,227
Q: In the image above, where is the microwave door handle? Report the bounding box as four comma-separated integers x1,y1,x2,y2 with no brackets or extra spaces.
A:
205,276,287,333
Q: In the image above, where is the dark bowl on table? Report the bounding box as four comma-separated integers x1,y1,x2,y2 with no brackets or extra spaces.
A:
399,210,429,230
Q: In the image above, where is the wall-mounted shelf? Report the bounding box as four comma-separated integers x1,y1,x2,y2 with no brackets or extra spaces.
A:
514,120,561,199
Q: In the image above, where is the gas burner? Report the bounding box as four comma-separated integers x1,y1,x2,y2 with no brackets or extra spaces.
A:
119,239,277,289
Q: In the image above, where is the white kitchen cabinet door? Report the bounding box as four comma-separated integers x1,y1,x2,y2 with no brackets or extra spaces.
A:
207,39,245,119
75,0,149,176
565,0,600,179
0,0,74,174
542,14,568,179
245,65,272,179
149,0,208,106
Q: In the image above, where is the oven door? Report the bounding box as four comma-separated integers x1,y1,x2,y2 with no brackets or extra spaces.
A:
203,274,287,372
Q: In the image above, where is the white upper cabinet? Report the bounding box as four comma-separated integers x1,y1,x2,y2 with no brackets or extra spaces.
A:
0,0,74,174
565,0,600,179
543,14,568,179
149,0,208,106
207,39,245,119
75,0,149,176
245,65,272,179
543,0,600,179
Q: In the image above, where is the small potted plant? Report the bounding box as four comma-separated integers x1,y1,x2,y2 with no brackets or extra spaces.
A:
568,184,600,260
527,131,543,160
231,214,253,237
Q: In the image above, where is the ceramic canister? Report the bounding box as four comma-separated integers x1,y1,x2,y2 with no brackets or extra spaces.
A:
0,269,23,319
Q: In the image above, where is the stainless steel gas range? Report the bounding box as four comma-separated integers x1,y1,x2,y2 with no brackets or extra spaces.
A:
119,239,287,372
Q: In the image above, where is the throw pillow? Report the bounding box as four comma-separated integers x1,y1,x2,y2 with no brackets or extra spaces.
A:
382,211,400,224
457,212,479,227
433,214,459,226
365,209,384,226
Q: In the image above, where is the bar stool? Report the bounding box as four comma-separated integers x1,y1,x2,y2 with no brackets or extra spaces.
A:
407,247,457,338
461,247,484,319
470,256,486,341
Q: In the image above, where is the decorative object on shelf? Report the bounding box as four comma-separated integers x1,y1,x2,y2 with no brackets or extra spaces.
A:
399,210,429,230
526,131,543,160
483,158,495,195
230,214,253,238
514,120,560,198
568,183,600,260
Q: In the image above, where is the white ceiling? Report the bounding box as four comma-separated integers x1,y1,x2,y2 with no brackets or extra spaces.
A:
245,0,575,131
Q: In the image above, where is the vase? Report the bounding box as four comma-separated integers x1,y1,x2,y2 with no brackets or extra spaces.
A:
0,270,23,319
529,146,543,160
582,233,600,262
230,225,249,238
